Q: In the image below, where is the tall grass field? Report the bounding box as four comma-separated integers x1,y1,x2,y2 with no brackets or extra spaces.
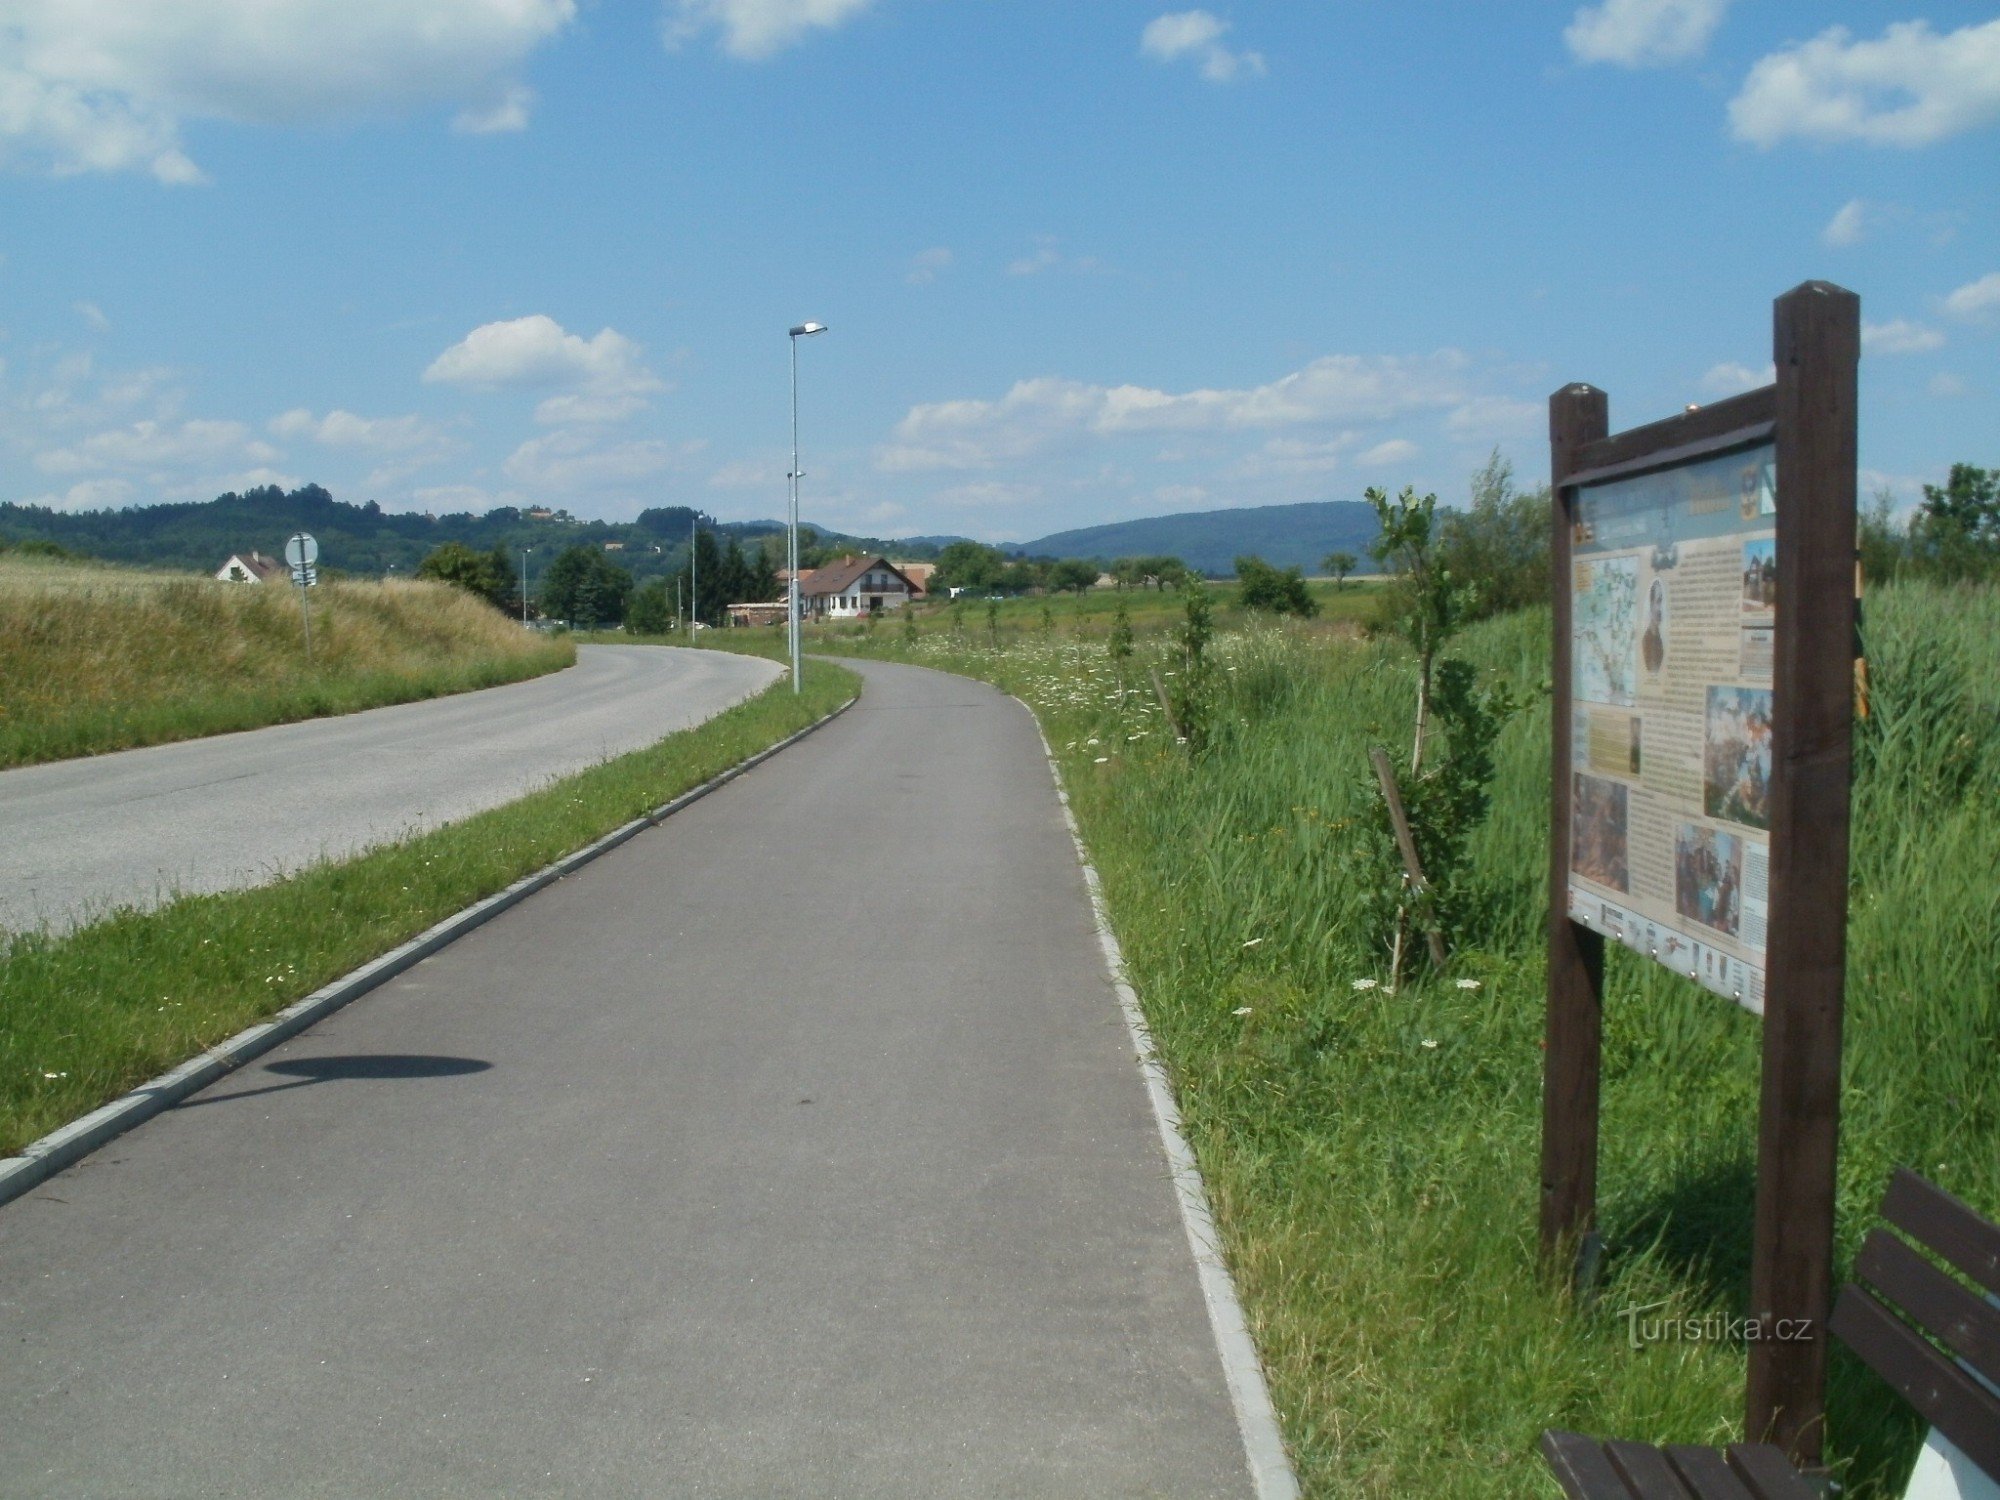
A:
0,554,573,767
784,581,1998,1497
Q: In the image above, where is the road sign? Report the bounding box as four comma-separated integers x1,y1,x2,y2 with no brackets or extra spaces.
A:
290,564,318,587
285,533,319,569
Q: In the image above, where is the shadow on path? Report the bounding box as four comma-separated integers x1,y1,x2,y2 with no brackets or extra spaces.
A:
177,1054,492,1108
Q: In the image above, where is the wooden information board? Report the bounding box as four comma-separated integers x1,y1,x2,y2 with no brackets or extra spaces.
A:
1541,282,1860,1465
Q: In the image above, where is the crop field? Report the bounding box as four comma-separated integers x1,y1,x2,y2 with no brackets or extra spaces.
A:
0,555,573,767
754,581,1998,1497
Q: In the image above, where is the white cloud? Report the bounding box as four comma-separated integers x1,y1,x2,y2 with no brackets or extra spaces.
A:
1140,11,1266,83
926,480,1044,512
1229,435,1357,479
1729,20,2000,148
453,83,534,135
0,0,574,182
72,300,109,332
1822,198,1867,247
666,0,878,61
1004,236,1101,278
268,408,450,453
1359,438,1419,467
501,429,700,493
411,483,497,512
707,458,785,490
23,477,135,512
1564,0,1728,67
1943,272,2000,323
1862,319,1944,355
35,417,278,476
1929,373,1968,398
167,465,302,500
905,246,952,285
1007,242,1061,277
878,352,1473,473
1699,360,1772,395
1445,395,1541,439
424,314,664,424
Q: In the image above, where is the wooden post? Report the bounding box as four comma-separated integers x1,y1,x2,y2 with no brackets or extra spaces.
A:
1369,746,1449,970
1541,383,1609,1273
1747,282,1859,1464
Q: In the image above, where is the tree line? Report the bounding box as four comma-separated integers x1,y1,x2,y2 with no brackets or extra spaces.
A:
414,533,787,631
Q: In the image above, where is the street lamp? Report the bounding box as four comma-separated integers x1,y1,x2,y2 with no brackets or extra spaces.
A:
520,546,532,627
788,321,828,694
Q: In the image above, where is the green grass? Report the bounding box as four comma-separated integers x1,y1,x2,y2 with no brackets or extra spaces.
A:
779,583,1999,1498
0,555,573,767
0,659,859,1156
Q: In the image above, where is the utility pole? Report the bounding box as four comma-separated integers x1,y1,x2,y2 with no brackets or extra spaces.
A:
690,513,699,644
520,546,531,627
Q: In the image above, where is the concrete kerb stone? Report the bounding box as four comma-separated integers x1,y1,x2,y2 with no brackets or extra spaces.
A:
1017,700,1302,1500
0,694,858,1211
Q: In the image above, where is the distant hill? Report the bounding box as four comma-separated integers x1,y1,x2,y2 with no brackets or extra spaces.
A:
1009,501,1380,576
0,485,934,581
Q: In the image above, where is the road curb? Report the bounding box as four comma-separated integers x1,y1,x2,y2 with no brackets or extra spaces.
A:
1021,703,1302,1500
0,692,857,1211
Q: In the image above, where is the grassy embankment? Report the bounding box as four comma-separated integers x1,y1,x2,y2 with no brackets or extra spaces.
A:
1,658,859,1156
0,554,573,767
753,582,1997,1498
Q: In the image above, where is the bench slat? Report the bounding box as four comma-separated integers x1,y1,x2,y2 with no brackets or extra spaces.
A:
1854,1226,2000,1381
1663,1445,1758,1500
1723,1443,1821,1500
1607,1439,1698,1499
1883,1168,2000,1297
1829,1285,2000,1481
1544,1430,1639,1499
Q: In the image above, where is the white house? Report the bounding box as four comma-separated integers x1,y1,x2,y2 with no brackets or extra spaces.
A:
214,552,287,583
797,555,920,620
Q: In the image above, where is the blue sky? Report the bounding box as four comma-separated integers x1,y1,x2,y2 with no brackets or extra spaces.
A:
2,1,1996,542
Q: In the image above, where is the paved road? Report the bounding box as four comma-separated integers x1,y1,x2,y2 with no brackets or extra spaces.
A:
0,644,780,935
0,660,1256,1498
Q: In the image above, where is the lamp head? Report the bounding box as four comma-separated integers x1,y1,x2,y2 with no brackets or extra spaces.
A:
789,322,828,338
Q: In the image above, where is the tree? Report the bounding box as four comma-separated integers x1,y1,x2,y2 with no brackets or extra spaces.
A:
1434,449,1549,620
1108,598,1134,671
1322,551,1358,589
1234,554,1317,617
746,540,779,603
935,539,1006,594
1910,463,1999,580
415,541,511,610
626,577,673,634
1364,483,1518,984
1048,557,1100,594
542,544,634,629
1367,486,1477,773
675,529,726,626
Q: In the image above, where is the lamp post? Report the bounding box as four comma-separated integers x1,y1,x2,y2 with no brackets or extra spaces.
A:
520,546,532,627
788,321,828,694
690,513,698,644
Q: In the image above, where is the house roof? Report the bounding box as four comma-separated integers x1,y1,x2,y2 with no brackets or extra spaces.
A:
220,551,287,582
797,555,916,597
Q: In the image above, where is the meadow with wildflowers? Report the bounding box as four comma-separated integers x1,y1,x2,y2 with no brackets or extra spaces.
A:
738,580,1999,1498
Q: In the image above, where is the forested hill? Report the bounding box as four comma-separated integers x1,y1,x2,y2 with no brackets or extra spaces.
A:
1011,500,1380,575
0,485,906,581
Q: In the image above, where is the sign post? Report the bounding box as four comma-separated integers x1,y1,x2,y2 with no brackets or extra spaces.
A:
1541,283,1860,1464
285,531,319,663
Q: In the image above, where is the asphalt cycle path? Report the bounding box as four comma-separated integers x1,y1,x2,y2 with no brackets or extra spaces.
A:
0,658,1260,1498
0,644,780,936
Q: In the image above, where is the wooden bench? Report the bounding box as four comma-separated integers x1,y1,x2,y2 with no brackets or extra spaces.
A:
1543,1168,2000,1499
